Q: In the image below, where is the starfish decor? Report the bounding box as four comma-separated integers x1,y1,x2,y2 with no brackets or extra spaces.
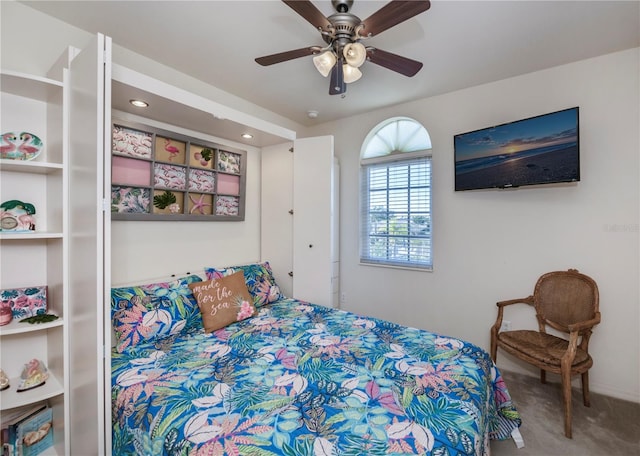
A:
189,193,212,215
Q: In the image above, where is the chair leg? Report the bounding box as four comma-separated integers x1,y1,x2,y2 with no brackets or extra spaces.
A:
581,371,591,407
490,329,498,362
540,369,546,384
561,369,573,439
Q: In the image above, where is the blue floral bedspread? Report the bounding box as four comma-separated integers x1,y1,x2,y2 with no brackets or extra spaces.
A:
111,299,521,455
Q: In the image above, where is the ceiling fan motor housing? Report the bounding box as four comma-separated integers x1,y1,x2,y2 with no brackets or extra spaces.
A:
324,11,362,55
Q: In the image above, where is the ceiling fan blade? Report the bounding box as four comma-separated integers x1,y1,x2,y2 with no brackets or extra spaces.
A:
282,0,332,32
360,0,431,37
255,47,317,66
329,62,346,95
366,47,423,77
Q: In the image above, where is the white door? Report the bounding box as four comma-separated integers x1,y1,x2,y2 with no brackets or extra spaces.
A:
292,136,335,307
260,142,294,297
68,33,111,455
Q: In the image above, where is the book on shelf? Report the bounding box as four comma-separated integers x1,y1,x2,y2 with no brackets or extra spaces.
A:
2,403,47,456
1,402,53,456
16,405,53,456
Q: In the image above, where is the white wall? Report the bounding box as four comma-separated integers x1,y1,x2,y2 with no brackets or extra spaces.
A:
109,145,262,284
307,48,640,402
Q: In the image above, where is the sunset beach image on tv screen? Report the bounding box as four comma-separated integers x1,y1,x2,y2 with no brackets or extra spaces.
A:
454,107,579,191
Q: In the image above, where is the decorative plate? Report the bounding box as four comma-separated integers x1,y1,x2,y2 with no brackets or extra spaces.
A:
0,200,36,232
1,131,43,161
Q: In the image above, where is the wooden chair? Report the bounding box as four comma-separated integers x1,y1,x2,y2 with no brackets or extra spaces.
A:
490,269,600,438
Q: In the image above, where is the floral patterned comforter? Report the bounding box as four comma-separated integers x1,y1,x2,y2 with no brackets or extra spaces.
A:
111,299,521,455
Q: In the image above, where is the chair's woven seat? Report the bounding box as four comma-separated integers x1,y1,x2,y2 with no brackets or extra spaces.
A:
499,330,591,367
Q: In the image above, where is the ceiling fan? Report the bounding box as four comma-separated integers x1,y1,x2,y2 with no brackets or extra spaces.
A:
255,0,431,95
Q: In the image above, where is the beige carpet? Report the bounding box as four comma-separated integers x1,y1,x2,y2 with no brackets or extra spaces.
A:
491,370,640,456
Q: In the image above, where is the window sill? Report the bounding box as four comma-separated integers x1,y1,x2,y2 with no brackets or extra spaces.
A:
359,262,433,272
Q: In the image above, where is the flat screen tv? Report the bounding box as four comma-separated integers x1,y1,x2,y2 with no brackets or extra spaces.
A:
454,107,580,191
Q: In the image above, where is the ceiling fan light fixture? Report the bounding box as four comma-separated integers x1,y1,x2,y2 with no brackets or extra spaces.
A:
343,42,366,68
343,64,362,83
313,51,337,77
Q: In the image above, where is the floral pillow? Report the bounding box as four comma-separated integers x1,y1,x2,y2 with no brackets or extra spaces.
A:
111,275,202,353
188,270,256,332
0,286,48,321
205,261,284,307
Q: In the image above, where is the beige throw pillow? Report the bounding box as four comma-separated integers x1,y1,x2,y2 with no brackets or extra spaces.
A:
188,270,256,332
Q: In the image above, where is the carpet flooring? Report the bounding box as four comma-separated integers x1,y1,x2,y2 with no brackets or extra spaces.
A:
490,370,640,455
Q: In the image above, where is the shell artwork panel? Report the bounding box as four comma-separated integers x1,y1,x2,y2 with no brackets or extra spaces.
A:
189,145,214,169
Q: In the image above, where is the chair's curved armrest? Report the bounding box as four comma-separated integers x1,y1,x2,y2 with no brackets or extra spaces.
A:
496,296,534,308
567,312,601,332
492,295,534,337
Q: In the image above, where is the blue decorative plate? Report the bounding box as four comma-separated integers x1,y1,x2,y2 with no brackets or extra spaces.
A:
1,131,43,161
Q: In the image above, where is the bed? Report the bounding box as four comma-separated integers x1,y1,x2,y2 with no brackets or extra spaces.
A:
110,262,521,455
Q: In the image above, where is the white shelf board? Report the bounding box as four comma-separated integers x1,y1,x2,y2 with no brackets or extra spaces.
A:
1,70,63,101
0,317,63,336
0,159,63,173
0,232,63,240
0,373,63,410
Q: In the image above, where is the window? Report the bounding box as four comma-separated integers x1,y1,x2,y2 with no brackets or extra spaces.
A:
360,117,432,270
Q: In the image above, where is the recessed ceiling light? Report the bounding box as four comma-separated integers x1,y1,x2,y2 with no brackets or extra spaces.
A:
241,133,253,139
129,99,149,108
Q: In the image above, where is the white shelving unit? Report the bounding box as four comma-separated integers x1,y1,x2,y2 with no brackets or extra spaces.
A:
0,63,69,456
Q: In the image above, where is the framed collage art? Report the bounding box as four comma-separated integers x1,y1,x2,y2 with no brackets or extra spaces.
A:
110,120,246,221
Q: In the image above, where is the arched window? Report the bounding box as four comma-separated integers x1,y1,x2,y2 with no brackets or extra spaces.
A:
360,117,432,270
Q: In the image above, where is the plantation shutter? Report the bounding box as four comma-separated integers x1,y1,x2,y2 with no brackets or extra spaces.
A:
360,155,432,269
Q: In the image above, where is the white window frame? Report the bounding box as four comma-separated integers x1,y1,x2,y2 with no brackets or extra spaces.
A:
359,118,432,271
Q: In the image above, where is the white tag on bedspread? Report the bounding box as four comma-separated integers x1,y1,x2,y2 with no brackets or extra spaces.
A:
511,427,525,449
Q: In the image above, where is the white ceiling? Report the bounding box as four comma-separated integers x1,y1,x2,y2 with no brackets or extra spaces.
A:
21,0,640,129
